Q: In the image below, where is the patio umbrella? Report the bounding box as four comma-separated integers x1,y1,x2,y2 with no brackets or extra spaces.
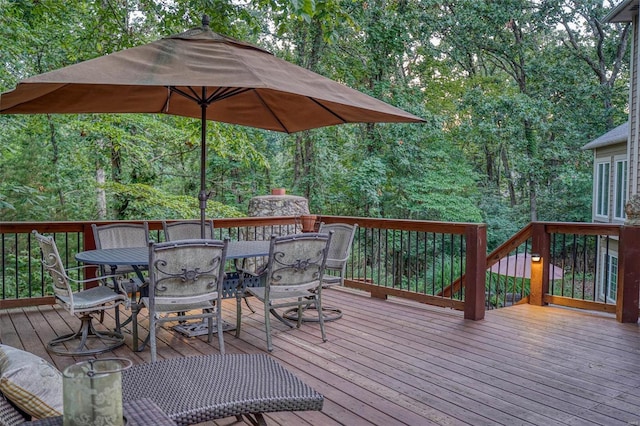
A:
490,253,564,280
0,16,424,236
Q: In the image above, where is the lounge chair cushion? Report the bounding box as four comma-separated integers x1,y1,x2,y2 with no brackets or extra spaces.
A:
0,345,62,420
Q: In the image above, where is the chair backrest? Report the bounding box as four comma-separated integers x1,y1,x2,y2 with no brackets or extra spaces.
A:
238,222,294,275
163,220,214,241
148,239,228,306
264,232,332,296
318,223,358,273
32,230,73,300
92,222,150,274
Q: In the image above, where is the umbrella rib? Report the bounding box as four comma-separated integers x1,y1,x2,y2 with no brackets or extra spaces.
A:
206,87,251,104
309,97,348,123
252,91,291,133
170,86,202,104
170,86,253,106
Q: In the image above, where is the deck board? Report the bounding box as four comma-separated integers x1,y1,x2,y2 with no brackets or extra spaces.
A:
2,287,640,425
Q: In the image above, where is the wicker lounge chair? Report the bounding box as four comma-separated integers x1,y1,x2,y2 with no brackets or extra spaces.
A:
2,353,323,426
121,354,324,426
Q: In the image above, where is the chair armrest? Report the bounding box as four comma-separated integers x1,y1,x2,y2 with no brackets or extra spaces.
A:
66,271,131,308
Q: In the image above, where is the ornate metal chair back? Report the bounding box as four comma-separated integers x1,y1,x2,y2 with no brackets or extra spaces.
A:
33,231,73,300
148,239,227,309
264,232,332,298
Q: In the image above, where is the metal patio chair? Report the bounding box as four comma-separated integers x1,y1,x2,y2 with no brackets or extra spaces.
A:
32,230,128,356
91,222,151,293
314,222,358,320
143,239,229,362
240,232,332,352
163,219,215,241
91,222,150,344
284,223,357,322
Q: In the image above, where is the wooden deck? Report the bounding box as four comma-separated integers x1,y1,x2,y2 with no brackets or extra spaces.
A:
2,288,640,425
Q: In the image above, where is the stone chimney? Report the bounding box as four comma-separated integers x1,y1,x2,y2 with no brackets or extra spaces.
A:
244,189,310,241
241,189,311,272
248,189,309,218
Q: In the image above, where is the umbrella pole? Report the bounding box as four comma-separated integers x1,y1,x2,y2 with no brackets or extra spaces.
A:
199,91,208,239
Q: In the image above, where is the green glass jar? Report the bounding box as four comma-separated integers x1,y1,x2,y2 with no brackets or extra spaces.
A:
62,358,132,426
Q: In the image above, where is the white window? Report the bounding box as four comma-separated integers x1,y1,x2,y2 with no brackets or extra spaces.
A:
599,252,618,303
595,161,610,218
613,158,627,220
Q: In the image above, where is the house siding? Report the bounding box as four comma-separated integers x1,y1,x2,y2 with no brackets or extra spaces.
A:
631,14,640,195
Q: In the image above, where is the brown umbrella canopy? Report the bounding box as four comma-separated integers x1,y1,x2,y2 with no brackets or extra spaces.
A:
0,22,423,131
1,17,424,234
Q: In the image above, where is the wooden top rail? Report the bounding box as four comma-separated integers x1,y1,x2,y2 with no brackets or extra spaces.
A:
0,217,298,234
317,215,482,234
542,222,621,236
2,217,484,236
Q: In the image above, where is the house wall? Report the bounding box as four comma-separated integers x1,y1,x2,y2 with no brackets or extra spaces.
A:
631,14,640,196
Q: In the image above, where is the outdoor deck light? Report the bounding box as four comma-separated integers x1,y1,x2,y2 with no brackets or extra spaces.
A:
531,253,541,262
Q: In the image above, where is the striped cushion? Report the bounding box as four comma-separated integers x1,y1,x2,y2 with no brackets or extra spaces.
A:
0,346,62,420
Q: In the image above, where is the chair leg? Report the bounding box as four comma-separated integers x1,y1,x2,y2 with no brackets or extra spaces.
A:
317,294,327,343
240,413,268,426
243,296,256,313
268,309,295,328
283,293,342,322
207,311,213,343
265,303,273,352
47,313,124,356
235,293,242,338
132,302,140,352
150,316,157,363
296,298,303,328
114,304,122,332
216,306,225,355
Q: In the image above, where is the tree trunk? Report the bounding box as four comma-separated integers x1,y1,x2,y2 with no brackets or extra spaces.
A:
500,145,517,206
46,115,65,209
96,168,106,219
529,176,538,222
484,144,494,183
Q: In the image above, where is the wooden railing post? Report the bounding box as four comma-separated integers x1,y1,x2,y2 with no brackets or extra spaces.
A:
530,222,550,306
464,224,486,320
617,225,640,323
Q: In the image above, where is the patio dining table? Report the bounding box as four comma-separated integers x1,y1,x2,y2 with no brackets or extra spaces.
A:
75,240,271,350
75,240,270,271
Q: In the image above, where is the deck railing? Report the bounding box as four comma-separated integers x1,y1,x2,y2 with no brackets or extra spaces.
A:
0,217,486,320
481,223,623,310
2,218,638,322
479,221,639,322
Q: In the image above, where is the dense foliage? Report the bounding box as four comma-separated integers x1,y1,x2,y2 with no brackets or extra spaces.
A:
0,0,630,249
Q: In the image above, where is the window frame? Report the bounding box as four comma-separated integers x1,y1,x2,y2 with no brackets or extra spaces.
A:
594,160,610,220
613,156,628,221
599,251,618,303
